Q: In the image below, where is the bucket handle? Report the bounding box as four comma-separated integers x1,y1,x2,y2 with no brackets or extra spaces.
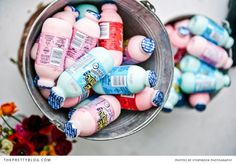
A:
139,0,156,13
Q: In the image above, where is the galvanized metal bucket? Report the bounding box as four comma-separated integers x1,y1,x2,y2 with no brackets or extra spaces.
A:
22,0,173,140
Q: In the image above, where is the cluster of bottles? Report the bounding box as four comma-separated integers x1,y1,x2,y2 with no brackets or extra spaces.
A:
164,15,234,112
31,3,164,138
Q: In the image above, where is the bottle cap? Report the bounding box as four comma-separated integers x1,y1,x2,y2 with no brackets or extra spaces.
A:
68,108,76,119
146,70,158,88
141,38,156,54
195,104,206,112
64,5,79,18
86,9,101,20
64,121,79,138
224,75,231,87
178,26,191,36
152,90,164,107
223,58,233,69
102,2,117,11
48,87,65,110
225,37,234,49
162,107,173,113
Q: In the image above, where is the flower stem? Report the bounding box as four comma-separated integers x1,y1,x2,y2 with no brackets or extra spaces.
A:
10,115,21,123
1,116,14,130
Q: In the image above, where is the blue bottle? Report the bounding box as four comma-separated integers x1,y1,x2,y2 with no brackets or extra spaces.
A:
163,67,183,112
188,15,234,48
180,72,231,94
180,55,216,75
48,47,114,110
92,65,158,95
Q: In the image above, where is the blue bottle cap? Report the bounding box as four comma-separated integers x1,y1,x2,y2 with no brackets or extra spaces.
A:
68,5,80,17
195,104,206,112
141,38,156,54
64,121,78,138
86,9,101,20
162,108,173,113
148,71,158,88
152,90,164,107
34,75,52,89
33,75,39,87
68,108,76,119
178,26,190,36
48,88,65,110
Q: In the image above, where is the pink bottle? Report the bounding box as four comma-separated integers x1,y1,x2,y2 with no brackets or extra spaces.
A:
187,36,233,69
171,19,191,49
165,24,174,36
35,6,77,88
189,93,210,112
122,35,156,65
99,3,123,66
31,37,40,60
39,88,91,108
115,87,164,111
165,24,186,64
174,48,186,64
65,10,101,68
64,95,121,137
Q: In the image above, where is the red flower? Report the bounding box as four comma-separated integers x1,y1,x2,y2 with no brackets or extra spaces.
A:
22,115,42,132
51,126,66,142
30,133,49,152
54,139,72,155
10,142,34,155
8,133,25,144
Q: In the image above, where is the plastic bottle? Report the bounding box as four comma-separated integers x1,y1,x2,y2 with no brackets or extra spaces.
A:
187,36,233,69
171,19,191,48
31,37,40,60
180,72,231,94
40,88,91,108
122,35,156,64
64,95,121,137
52,6,79,26
189,93,210,112
174,48,186,64
35,7,77,88
163,67,182,112
66,10,101,68
76,4,99,19
99,2,123,66
48,47,114,110
115,87,164,111
92,65,158,95
165,24,186,64
180,55,217,75
188,15,234,49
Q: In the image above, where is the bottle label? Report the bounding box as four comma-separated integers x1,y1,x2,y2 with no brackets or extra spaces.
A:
66,53,107,92
122,40,140,64
67,28,98,60
115,94,138,111
200,44,224,66
194,74,216,92
99,22,123,51
83,97,115,131
77,90,90,103
202,19,225,45
101,66,132,94
36,32,69,69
